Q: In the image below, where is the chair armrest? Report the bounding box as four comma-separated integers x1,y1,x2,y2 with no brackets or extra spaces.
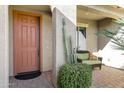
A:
89,52,98,60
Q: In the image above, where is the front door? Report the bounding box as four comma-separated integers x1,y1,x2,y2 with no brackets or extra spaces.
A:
14,11,40,75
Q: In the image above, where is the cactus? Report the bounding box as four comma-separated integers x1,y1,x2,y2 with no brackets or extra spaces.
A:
62,18,77,64
68,36,77,64
62,18,69,63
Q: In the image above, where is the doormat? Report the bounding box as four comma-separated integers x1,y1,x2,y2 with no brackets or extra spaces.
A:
15,71,41,80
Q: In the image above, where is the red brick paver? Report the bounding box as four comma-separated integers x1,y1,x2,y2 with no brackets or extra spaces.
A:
92,65,124,88
9,66,124,88
9,71,54,88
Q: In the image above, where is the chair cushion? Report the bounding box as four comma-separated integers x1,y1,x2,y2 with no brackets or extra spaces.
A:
82,60,101,65
76,53,89,60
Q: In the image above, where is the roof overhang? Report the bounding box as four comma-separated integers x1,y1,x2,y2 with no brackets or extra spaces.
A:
77,5,124,21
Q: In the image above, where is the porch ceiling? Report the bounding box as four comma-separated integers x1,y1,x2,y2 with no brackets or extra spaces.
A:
77,5,124,21
77,6,106,21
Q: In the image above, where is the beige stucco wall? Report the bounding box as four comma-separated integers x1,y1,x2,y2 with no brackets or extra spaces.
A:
9,6,52,76
98,18,124,69
77,18,119,52
52,7,76,87
77,19,98,52
0,5,9,87
97,18,119,50
51,6,76,25
42,13,53,72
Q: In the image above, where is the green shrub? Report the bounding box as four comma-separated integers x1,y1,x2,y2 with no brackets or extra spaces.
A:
58,63,92,88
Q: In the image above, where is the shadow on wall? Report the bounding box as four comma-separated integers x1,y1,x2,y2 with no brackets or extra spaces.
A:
52,7,76,86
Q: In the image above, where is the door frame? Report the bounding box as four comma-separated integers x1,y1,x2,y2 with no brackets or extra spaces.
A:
13,10,43,75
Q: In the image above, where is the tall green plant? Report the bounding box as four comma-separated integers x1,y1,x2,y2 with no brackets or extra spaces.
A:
68,36,77,64
97,19,124,50
62,18,77,64
62,18,70,63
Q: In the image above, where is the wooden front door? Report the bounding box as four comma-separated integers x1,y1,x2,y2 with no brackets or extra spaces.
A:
14,11,40,75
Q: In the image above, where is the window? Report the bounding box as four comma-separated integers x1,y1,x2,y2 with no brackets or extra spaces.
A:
77,26,87,51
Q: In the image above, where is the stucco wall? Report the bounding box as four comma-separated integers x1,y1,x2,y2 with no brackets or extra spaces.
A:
98,18,119,50
98,18,124,69
42,13,53,71
0,5,9,87
9,6,52,76
77,18,119,52
51,6,76,25
77,19,98,52
52,8,76,87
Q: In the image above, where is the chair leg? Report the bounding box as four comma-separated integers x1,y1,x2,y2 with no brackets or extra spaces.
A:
99,64,102,70
92,66,94,70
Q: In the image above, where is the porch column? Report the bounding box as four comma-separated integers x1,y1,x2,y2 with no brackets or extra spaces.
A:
0,5,9,87
51,6,76,87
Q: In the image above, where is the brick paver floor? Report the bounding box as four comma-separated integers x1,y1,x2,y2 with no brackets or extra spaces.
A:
9,66,124,88
92,65,124,88
9,71,54,88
